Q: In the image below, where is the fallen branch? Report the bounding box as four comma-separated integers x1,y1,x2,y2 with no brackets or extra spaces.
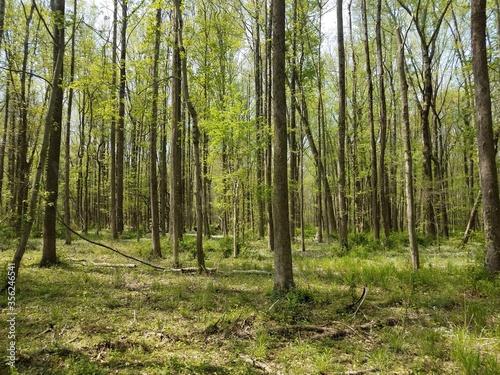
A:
346,286,367,313
231,270,272,275
59,215,216,274
310,317,398,340
335,369,379,375
239,354,283,375
68,258,136,268
276,317,399,341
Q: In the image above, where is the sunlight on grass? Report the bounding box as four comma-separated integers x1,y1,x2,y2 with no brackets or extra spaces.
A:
0,236,498,374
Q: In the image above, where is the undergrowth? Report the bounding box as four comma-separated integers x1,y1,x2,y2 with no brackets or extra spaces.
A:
0,233,498,374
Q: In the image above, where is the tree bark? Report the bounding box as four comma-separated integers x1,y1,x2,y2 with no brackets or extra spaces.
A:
64,0,77,245
361,0,380,241
254,0,265,241
265,0,274,251
178,1,206,270
272,0,294,291
337,0,348,249
41,0,66,266
171,0,183,267
471,0,500,273
396,27,419,270
9,20,65,280
116,0,127,234
150,6,162,258
110,0,118,239
376,0,390,239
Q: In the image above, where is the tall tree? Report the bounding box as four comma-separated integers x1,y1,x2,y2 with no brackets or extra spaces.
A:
337,0,348,249
149,4,162,258
397,26,419,269
471,0,500,273
178,0,206,270
254,0,266,241
265,0,274,251
110,0,119,239
376,0,390,238
272,0,294,290
41,0,66,266
116,0,128,234
361,0,380,241
9,2,65,280
399,0,452,239
171,0,183,267
64,0,77,245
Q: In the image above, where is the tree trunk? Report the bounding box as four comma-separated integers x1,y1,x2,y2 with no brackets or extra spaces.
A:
337,0,348,249
171,0,183,268
471,0,500,273
0,81,9,209
150,6,162,258
376,0,390,239
254,0,265,241
265,0,274,251
178,1,205,270
64,0,77,245
396,27,419,270
361,0,379,241
41,0,66,266
288,0,298,242
9,21,65,281
348,1,362,233
272,0,294,291
110,0,118,239
116,0,127,234
0,0,5,46
13,4,35,236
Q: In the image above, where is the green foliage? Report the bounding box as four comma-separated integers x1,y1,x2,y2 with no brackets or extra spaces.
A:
267,287,315,324
1,236,499,374
63,356,107,375
452,329,500,375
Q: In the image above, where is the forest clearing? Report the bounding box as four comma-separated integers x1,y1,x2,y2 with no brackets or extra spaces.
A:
1,232,499,374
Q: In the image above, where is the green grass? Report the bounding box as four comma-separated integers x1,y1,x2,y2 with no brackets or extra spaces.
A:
0,234,499,374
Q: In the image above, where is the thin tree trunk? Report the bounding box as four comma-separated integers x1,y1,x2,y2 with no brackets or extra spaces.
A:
337,0,348,249
110,0,118,239
64,0,77,245
14,4,35,236
150,6,162,258
255,0,265,241
116,0,127,234
396,27,419,270
171,0,183,268
0,81,9,209
299,107,306,252
462,191,481,246
376,0,390,239
361,0,379,241
265,0,274,251
348,1,362,233
178,1,205,270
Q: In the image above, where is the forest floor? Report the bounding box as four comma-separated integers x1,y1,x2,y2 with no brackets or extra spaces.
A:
0,231,499,374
